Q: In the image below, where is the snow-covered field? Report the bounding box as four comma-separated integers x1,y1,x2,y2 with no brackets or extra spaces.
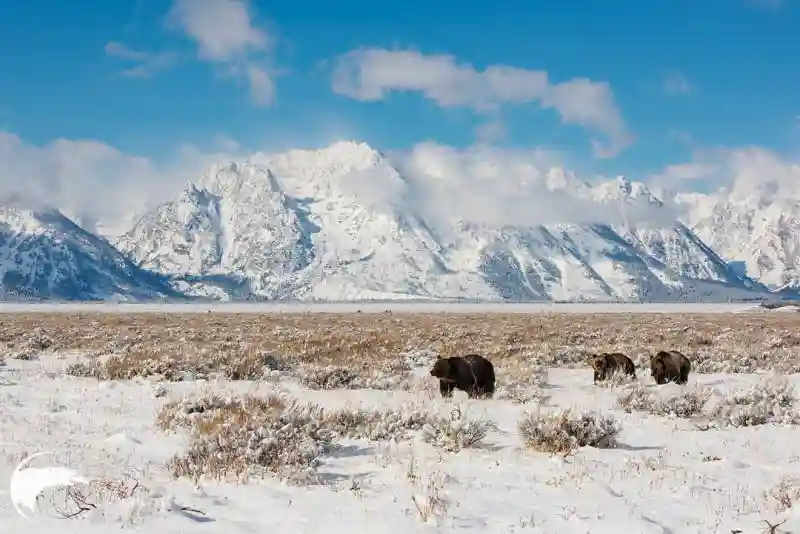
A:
0,301,773,314
3,353,800,532
1,307,800,533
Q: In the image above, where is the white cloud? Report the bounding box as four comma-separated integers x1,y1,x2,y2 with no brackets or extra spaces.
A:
650,146,800,202
166,0,275,106
662,71,693,96
331,48,632,158
0,128,685,237
0,132,243,234
650,162,717,187
245,65,275,106
389,142,678,229
104,41,178,78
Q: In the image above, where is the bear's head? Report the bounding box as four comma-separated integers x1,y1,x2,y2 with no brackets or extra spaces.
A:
430,357,456,382
591,354,608,374
650,354,667,381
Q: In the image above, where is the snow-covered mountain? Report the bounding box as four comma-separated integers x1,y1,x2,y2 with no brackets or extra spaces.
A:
0,201,178,301
112,141,769,302
677,188,800,294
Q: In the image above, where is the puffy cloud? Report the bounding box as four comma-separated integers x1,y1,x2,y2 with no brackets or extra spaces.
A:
0,129,687,238
166,0,275,106
104,41,178,78
650,146,800,202
331,48,632,158
0,132,243,234
388,142,678,229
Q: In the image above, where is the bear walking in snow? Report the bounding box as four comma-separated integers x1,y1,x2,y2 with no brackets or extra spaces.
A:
650,350,691,385
591,352,636,384
429,354,496,399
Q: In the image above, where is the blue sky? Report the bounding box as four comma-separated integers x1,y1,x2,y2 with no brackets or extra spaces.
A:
0,0,799,200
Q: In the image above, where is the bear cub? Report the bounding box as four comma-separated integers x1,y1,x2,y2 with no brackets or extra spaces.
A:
650,350,691,385
591,352,636,384
429,353,496,399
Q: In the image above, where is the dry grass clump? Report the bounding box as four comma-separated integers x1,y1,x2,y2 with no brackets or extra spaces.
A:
765,477,800,514
159,393,334,484
517,409,621,454
298,361,411,390
593,368,639,389
494,363,549,404
617,377,800,427
158,392,493,484
706,377,800,427
617,384,711,418
3,329,57,360
68,343,294,381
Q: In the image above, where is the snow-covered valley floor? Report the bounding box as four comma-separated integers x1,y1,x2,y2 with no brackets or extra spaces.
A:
2,350,800,534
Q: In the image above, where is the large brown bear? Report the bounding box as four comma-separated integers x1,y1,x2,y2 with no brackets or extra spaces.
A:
650,350,691,385
429,354,496,399
591,352,636,383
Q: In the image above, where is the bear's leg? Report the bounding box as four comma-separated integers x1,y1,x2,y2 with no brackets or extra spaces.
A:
469,384,491,399
679,366,689,384
439,380,455,398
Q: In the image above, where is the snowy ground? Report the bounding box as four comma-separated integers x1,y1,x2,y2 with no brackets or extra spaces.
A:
2,351,800,533
0,301,771,314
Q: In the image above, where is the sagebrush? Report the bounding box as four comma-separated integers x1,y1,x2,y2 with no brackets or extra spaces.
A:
12,311,800,382
705,377,800,427
158,393,494,483
518,409,621,454
617,384,710,418
617,378,800,427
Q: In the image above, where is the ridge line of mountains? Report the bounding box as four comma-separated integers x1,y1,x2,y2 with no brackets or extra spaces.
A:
0,141,794,303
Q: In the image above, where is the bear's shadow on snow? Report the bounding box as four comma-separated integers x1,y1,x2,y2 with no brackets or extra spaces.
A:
177,508,216,523
317,470,375,485
611,442,664,452
327,444,375,459
469,441,505,452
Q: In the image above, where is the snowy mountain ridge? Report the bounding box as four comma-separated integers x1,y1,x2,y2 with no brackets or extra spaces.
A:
676,191,800,293
0,139,790,302
0,201,178,301
107,141,771,302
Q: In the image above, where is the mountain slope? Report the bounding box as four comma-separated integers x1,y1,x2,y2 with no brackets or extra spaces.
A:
0,203,178,301
677,191,800,293
115,143,494,301
113,141,768,302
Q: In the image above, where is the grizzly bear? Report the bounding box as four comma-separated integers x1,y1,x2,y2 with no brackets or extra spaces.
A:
591,352,636,383
650,350,691,385
429,353,496,399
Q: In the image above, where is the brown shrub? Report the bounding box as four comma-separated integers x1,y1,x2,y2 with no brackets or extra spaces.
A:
3,310,798,383
157,392,493,483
